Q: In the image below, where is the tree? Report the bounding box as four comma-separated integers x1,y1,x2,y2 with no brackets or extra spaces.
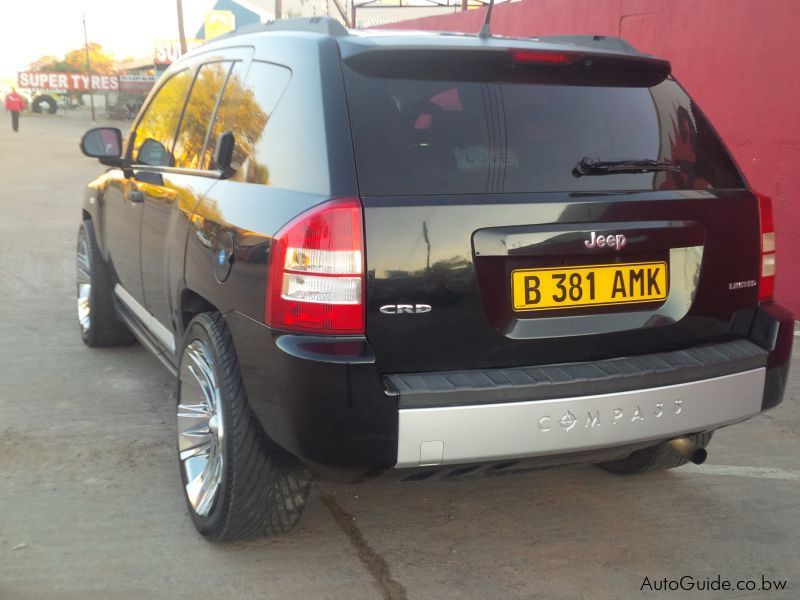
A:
29,43,115,74
64,43,115,74
29,55,72,72
27,44,116,106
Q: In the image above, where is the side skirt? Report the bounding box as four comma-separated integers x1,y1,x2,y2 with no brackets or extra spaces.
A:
113,287,178,377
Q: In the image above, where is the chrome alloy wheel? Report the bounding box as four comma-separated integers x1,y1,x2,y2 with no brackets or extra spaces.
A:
178,340,225,517
76,227,92,335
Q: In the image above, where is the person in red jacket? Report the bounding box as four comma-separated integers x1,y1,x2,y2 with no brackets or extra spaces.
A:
5,88,25,132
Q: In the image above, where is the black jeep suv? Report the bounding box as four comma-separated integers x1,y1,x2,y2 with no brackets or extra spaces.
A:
78,18,793,541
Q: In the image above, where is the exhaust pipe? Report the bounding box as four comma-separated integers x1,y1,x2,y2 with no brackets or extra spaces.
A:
669,437,708,465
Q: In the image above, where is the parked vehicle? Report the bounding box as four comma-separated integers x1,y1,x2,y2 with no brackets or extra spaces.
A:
106,94,143,120
77,17,793,541
56,93,82,111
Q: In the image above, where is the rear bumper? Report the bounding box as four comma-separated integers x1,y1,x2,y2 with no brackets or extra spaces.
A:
396,368,764,467
226,302,792,476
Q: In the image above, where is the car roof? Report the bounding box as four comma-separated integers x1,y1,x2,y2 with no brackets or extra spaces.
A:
194,16,655,61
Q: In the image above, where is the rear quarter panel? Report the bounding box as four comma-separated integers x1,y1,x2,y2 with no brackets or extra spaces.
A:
182,33,359,326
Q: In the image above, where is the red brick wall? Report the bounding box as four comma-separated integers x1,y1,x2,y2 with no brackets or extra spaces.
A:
380,0,800,314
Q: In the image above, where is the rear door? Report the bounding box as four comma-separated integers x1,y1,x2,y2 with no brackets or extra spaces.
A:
131,49,253,349
103,68,194,310
125,67,193,351
136,59,237,343
101,174,145,303
342,49,757,373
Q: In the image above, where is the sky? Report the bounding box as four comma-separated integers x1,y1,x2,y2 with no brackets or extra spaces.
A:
0,0,217,83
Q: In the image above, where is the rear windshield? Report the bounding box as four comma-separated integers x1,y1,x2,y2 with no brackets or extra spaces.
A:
343,64,744,196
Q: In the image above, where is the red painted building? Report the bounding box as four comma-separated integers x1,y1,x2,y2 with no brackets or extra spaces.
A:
381,0,799,314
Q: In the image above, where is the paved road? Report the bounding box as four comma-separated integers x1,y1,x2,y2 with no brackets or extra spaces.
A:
1,112,798,600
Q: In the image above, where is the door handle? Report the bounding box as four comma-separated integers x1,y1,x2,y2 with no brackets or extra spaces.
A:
128,186,144,203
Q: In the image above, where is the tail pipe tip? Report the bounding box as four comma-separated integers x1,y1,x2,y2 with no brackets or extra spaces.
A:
669,436,708,465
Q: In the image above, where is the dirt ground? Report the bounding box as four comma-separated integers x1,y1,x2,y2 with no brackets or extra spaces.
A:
1,111,798,599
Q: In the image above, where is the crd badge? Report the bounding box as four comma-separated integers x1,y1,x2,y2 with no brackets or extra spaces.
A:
379,304,432,314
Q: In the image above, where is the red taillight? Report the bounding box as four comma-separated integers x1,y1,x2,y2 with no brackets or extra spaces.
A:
757,192,775,302
509,50,582,65
266,198,365,334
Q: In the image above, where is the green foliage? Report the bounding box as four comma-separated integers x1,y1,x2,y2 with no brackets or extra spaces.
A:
30,43,115,74
64,43,115,74
29,55,72,72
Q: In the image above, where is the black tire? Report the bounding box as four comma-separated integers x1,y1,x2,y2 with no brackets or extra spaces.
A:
32,94,58,114
76,220,136,347
178,312,310,542
596,432,713,475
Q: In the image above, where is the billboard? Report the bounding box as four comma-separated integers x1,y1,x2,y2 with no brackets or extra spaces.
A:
153,39,203,65
119,74,156,92
205,10,236,40
18,71,119,91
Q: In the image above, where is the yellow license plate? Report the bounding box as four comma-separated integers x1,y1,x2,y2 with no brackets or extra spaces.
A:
511,261,668,312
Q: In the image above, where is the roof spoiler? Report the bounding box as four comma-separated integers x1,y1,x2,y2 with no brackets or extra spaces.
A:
535,34,640,54
344,47,671,88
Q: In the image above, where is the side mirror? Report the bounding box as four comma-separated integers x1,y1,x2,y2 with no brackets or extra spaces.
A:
80,127,123,167
213,131,236,178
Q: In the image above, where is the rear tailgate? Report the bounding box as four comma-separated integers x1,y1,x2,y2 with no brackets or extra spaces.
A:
342,46,758,374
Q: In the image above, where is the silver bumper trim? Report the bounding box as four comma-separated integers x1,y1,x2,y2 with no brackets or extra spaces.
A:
395,368,766,468
114,284,176,353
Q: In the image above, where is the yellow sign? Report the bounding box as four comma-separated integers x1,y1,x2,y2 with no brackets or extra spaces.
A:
511,261,668,312
205,10,236,40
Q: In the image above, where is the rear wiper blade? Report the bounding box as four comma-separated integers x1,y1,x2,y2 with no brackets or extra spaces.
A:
573,157,681,177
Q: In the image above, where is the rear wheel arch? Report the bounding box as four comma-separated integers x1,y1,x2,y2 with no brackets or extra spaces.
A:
177,310,310,540
180,288,218,334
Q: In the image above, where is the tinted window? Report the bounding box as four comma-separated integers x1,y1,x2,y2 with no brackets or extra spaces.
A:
132,70,192,166
344,68,743,195
204,61,291,184
173,61,232,169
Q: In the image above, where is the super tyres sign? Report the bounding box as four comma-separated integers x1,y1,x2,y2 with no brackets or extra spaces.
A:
18,72,120,91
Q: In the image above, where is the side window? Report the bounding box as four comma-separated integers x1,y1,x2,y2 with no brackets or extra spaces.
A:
173,61,232,169
131,69,192,166
204,61,291,184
